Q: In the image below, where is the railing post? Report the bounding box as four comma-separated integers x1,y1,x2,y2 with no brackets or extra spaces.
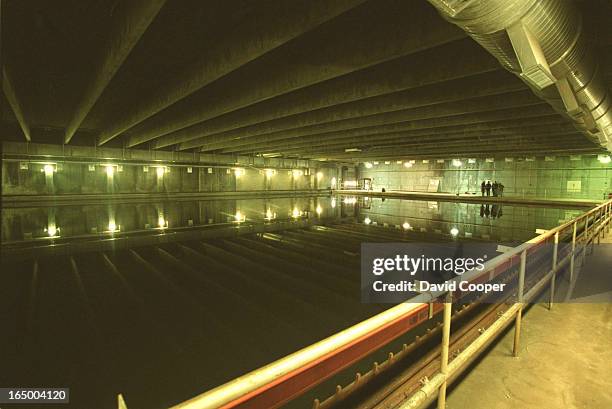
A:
549,231,559,310
582,214,590,264
118,394,128,409
605,203,609,235
570,221,577,282
605,203,609,234
597,208,602,244
608,202,611,234
513,250,526,357
438,293,452,409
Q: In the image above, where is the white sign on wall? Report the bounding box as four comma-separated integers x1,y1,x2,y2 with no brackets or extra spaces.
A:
567,180,582,193
427,179,440,192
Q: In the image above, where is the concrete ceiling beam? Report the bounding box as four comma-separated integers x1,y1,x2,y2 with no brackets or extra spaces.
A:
312,144,600,161
64,0,166,144
264,135,588,156
175,70,524,151
198,91,543,152
167,71,525,150
125,0,466,148
232,127,581,155
227,117,572,154
198,104,556,153
96,0,367,146
1,67,31,142
153,38,501,150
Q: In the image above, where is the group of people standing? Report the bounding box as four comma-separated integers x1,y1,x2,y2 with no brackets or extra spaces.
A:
480,180,504,197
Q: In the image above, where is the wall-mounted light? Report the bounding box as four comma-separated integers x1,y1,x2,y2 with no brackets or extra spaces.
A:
234,168,245,177
452,159,463,167
45,225,59,237
598,154,611,164
106,165,115,177
403,162,413,168
235,211,245,222
265,169,276,177
158,215,167,229
316,171,323,180
450,227,459,236
43,164,55,175
291,208,301,218
364,217,372,225
316,205,323,215
292,169,303,177
265,208,276,220
364,162,373,169
331,198,337,208
331,177,337,188
156,167,165,177
402,222,411,230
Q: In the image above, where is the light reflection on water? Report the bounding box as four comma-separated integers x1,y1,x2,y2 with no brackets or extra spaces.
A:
1,196,341,243
1,195,583,244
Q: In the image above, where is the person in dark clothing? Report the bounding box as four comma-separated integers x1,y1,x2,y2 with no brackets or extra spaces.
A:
481,181,486,196
491,204,499,218
492,181,499,197
485,181,492,196
498,182,505,197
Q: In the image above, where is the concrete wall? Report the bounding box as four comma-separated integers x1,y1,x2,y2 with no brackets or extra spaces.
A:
1,161,338,196
359,155,612,200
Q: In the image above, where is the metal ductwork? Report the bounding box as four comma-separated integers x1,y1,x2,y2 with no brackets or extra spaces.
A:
427,0,612,152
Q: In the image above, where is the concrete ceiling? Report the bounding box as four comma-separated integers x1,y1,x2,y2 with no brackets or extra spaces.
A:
1,0,611,161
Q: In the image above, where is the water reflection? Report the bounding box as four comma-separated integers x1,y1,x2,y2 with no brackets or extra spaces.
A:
480,204,504,219
1,196,340,243
1,195,585,245
358,197,585,242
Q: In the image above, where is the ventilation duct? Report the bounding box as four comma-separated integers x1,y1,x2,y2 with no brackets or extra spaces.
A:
427,0,612,151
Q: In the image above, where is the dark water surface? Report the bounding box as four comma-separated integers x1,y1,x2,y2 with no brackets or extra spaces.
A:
0,195,585,408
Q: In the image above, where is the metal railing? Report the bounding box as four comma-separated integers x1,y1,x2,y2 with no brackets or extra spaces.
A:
164,199,612,409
